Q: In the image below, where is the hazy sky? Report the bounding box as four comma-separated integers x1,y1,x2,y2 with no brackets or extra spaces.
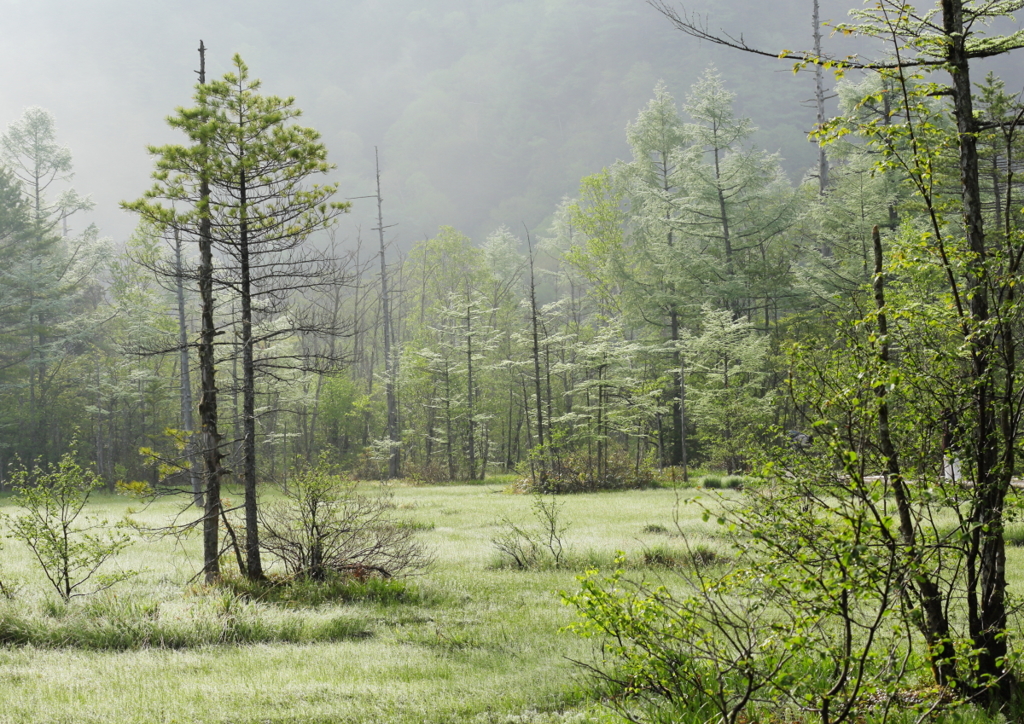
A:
2,1,1020,253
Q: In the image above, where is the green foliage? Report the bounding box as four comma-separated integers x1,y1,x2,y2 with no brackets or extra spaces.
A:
688,305,773,473
563,559,785,724
0,108,107,466
723,476,745,490
7,450,134,601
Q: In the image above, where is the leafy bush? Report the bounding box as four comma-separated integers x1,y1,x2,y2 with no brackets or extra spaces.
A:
7,450,134,600
259,460,431,580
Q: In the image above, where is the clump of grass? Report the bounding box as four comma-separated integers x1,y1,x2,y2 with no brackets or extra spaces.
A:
642,523,670,535
1004,525,1024,547
701,476,723,489
641,544,683,568
688,543,723,569
723,476,746,490
397,519,436,532
219,572,422,607
636,542,726,570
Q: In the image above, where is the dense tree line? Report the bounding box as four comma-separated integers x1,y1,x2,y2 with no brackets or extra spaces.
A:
0,56,1019,494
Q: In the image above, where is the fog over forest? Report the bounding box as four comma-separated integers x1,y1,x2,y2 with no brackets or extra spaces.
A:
2,0,971,250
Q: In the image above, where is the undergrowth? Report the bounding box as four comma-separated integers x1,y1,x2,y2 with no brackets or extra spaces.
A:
218,571,425,607
0,589,372,650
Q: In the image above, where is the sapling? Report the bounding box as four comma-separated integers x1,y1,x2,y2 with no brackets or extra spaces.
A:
7,449,134,601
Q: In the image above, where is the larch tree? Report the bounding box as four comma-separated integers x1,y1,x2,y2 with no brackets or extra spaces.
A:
612,85,693,470
123,42,226,582
675,68,797,324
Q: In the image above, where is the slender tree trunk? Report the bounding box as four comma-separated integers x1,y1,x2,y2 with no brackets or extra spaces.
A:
526,232,547,485
196,40,224,584
239,161,264,581
375,148,400,479
939,0,1011,698
444,363,454,481
175,230,203,508
812,0,829,194
713,145,735,279
678,350,688,482
465,302,477,480
871,225,959,691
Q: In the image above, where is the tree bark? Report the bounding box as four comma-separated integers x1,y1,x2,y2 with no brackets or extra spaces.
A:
940,0,1012,697
196,39,224,585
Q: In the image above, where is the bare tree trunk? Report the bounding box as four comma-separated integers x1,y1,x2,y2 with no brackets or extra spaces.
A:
196,40,224,584
678,350,688,483
375,148,401,479
526,231,546,486
812,0,829,194
238,161,264,581
175,229,203,508
465,302,477,480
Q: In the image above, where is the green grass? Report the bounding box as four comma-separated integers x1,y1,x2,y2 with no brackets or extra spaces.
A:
0,483,730,724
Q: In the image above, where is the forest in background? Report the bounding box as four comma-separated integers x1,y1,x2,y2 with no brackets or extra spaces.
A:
0,44,1016,490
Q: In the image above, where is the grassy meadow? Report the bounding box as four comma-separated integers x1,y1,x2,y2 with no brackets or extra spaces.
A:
0,479,730,724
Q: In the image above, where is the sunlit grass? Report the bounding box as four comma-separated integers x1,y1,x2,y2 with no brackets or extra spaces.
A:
0,483,720,723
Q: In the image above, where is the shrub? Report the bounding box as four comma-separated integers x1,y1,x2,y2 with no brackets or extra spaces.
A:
687,543,722,569
402,459,450,485
528,448,656,494
259,460,431,581
7,449,134,600
491,494,571,569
